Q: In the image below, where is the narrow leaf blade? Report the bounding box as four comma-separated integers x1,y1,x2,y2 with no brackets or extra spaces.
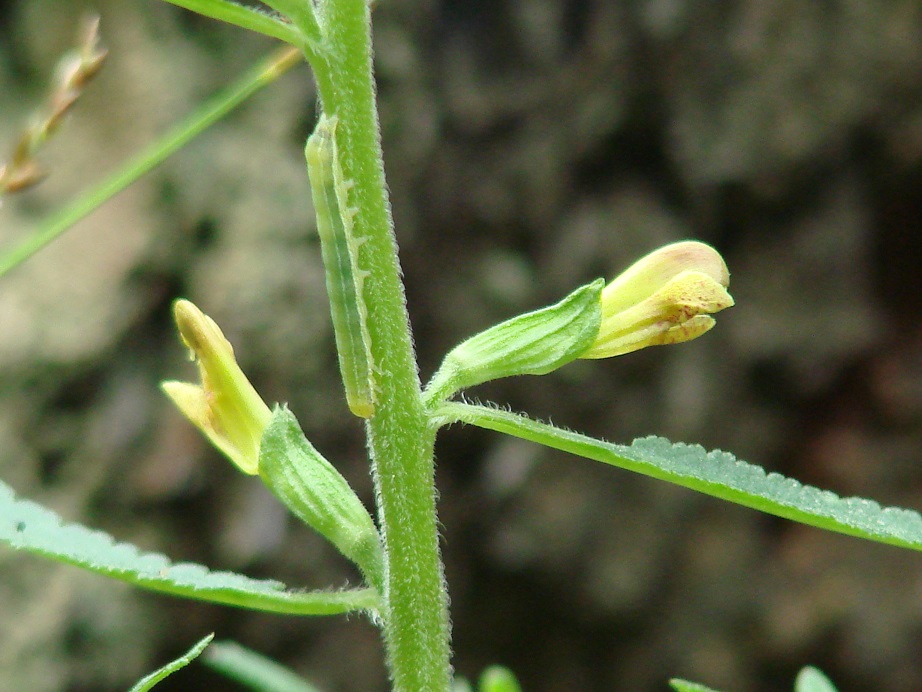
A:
128,633,214,692
0,479,378,615
205,640,324,692
446,403,922,552
669,680,722,692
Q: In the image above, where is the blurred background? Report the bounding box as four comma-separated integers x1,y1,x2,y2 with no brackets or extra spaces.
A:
2,0,922,689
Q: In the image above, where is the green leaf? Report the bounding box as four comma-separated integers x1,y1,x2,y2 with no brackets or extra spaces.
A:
0,478,378,615
204,640,323,692
260,0,322,44
669,680,722,692
443,403,922,552
128,633,214,692
161,0,310,46
794,666,839,692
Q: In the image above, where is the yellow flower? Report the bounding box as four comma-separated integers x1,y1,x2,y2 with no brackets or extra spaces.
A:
161,300,271,475
580,241,734,359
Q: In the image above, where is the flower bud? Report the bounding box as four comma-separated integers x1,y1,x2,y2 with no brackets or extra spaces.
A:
161,300,271,475
580,241,733,359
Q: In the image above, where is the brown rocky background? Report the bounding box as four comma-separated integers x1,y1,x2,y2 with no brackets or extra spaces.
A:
1,0,922,690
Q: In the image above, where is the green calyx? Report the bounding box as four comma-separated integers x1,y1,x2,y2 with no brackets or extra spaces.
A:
425,279,604,405
258,406,384,595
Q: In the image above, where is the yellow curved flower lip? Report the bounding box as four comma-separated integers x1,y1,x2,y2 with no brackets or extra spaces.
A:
580,241,734,359
161,300,271,475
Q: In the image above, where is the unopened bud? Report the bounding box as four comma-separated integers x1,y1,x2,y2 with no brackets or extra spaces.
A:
161,300,271,475
580,241,733,359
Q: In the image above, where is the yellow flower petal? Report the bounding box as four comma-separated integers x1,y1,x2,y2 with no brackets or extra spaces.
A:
162,300,271,475
581,242,733,359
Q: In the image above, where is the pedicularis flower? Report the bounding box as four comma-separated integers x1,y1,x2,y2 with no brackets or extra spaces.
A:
580,240,734,359
161,300,271,475
425,240,733,404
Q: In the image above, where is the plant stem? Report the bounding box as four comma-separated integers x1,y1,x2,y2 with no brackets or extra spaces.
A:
309,0,450,688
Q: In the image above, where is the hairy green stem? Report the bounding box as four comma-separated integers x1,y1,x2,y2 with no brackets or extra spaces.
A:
308,0,450,688
0,46,302,279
